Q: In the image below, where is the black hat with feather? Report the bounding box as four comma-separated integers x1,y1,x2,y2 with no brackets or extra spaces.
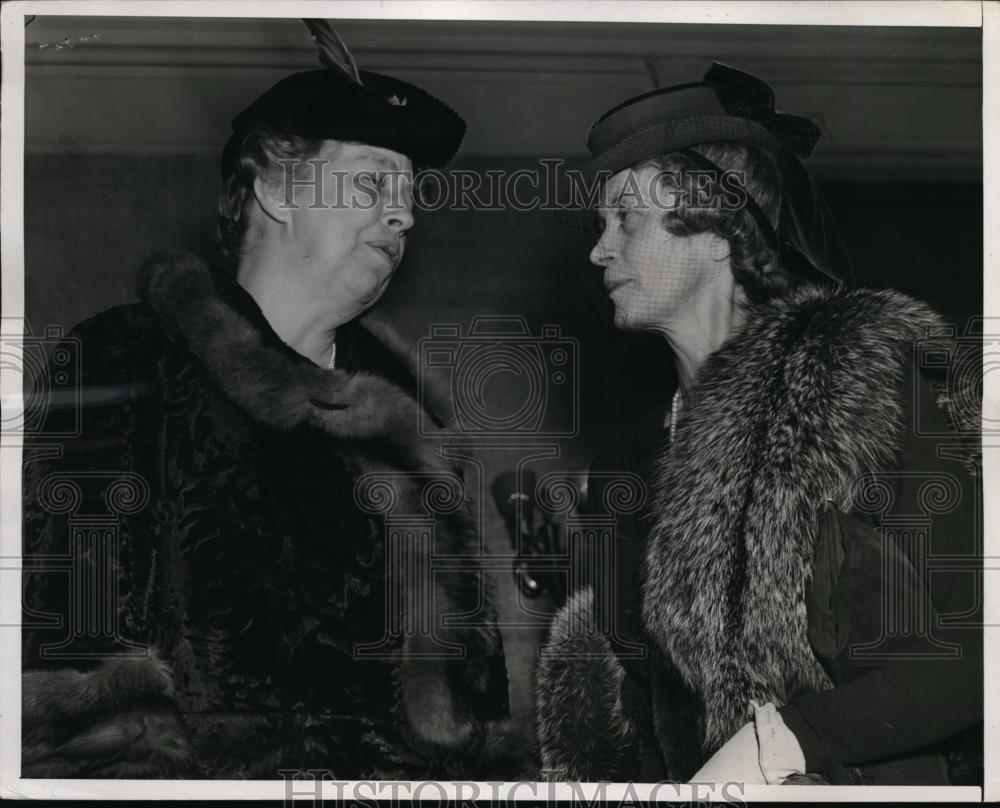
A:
220,19,466,176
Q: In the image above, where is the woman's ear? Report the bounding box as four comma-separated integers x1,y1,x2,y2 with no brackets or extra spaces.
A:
252,174,292,226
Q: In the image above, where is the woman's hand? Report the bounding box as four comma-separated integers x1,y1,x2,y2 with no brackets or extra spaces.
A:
689,701,806,785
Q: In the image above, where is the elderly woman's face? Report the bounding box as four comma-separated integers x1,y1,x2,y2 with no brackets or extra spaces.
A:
284,140,414,317
590,164,728,332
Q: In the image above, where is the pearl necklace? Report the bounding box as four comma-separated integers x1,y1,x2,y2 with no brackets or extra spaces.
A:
668,387,684,445
327,334,337,370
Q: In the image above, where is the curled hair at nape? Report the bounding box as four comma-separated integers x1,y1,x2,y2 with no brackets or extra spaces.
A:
215,128,328,274
645,142,804,303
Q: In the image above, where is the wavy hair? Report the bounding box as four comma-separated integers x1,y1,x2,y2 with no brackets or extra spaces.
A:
215,128,328,273
646,142,802,302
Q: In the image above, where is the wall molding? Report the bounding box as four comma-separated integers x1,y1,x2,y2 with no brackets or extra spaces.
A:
23,16,982,180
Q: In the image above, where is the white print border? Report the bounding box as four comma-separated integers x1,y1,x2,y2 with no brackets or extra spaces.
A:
981,2,1000,803
0,779,985,802
0,0,984,27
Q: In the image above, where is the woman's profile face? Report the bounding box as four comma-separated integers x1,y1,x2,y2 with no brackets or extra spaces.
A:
589,163,728,332
283,140,415,321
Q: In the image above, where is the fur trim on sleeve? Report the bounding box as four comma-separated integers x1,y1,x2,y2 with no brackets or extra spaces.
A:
22,651,193,778
535,588,638,781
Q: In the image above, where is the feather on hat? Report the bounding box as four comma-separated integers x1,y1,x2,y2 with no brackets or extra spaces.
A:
220,19,465,175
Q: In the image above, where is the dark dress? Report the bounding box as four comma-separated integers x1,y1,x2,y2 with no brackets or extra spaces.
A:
22,251,511,779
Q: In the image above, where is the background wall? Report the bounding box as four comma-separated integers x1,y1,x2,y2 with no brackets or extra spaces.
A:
22,16,983,719
24,16,984,427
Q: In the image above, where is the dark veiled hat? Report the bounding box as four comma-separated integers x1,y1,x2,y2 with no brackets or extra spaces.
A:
584,62,853,285
587,62,821,173
220,22,465,177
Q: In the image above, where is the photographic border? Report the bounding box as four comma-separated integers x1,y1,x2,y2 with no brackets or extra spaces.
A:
1,0,992,801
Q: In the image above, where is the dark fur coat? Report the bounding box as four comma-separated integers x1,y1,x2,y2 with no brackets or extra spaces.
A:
536,285,981,783
22,251,517,779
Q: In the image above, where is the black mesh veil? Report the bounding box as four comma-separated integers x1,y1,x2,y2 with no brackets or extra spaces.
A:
770,148,855,287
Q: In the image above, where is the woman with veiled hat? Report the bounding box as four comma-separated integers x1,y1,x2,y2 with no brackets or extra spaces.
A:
536,64,981,786
21,22,518,779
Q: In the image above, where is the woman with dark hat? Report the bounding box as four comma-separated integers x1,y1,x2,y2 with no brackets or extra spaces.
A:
21,21,516,779
535,64,982,785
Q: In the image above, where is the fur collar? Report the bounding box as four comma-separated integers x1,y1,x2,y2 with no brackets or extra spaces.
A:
643,284,961,751
138,250,452,475
137,250,502,759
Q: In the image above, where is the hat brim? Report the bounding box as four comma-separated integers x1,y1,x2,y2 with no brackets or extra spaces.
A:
221,69,465,178
591,115,783,175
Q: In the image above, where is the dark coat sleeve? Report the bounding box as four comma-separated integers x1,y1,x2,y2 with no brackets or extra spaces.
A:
780,360,982,776
22,304,169,667
20,305,195,777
